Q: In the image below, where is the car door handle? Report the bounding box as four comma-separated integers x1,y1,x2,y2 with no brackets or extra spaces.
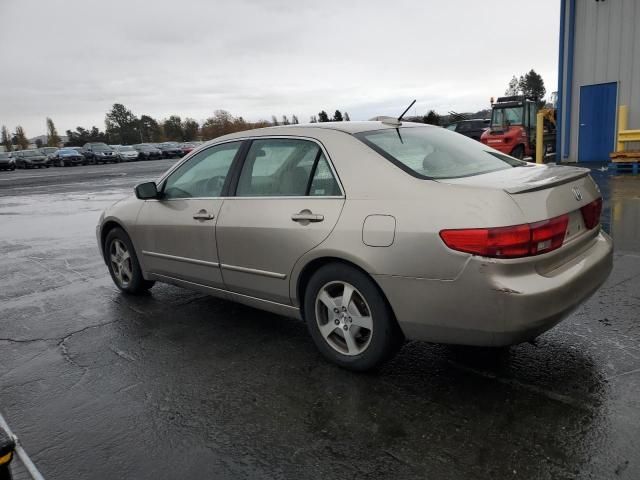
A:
193,210,215,220
291,211,324,223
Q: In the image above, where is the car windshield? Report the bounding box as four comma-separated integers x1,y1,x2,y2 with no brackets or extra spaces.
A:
23,150,40,157
93,145,112,152
119,146,135,151
59,149,77,154
355,126,525,179
491,107,524,127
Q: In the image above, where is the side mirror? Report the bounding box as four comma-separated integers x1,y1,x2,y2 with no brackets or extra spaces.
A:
135,181,159,200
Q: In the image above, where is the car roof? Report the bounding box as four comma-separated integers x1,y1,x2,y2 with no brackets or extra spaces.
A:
213,120,430,142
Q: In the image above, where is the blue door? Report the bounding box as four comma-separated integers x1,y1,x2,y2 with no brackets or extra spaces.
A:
578,82,617,162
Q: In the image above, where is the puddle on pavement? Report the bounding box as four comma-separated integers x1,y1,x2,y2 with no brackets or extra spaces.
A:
591,169,640,253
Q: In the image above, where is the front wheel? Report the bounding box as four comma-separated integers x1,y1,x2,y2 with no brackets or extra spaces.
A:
104,228,155,294
304,263,403,371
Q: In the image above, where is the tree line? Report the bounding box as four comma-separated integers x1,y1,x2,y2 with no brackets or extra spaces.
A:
1,105,353,151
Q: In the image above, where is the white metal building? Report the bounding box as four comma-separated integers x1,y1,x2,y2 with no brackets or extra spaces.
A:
557,0,640,162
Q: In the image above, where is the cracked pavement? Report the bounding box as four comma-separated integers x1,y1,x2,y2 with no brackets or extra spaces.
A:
1,161,639,479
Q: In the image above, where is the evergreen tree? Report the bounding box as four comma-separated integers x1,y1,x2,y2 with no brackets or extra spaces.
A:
291,115,299,124
423,110,440,126
519,69,546,106
344,112,350,121
318,111,330,122
333,110,343,122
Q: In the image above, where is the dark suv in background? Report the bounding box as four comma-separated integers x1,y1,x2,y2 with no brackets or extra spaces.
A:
446,119,490,141
82,143,119,164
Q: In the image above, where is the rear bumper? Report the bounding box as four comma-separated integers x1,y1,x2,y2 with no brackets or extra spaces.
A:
376,230,613,346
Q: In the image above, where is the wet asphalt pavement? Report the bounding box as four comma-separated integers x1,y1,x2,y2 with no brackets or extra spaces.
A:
1,160,639,479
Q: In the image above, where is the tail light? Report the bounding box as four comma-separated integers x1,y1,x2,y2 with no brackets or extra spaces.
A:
580,197,602,230
440,214,569,259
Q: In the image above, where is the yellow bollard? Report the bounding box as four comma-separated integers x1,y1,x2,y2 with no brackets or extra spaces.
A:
536,111,544,164
617,105,628,153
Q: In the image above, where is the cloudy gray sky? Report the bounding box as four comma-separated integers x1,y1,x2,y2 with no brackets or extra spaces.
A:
0,0,560,136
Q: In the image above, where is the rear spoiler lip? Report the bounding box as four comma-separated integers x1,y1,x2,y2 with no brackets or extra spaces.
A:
505,168,590,194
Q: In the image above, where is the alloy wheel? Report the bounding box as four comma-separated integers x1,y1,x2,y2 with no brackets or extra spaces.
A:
109,239,133,288
315,281,373,356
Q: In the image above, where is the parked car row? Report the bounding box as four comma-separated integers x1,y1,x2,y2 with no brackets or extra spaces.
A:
0,141,203,171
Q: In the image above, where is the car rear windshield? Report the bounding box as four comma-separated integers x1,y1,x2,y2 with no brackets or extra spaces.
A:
355,126,525,179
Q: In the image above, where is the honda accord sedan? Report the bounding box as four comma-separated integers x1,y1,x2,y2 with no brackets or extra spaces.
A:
97,121,613,370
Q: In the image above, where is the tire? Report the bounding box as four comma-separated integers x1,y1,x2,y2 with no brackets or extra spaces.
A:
104,227,155,294
510,145,525,160
304,263,403,371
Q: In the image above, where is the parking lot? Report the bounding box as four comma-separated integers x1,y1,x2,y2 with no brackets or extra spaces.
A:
1,160,639,479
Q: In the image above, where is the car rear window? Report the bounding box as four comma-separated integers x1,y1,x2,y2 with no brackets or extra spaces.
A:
355,126,525,179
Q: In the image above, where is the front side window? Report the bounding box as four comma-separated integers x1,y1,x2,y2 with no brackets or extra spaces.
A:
162,141,241,199
491,107,524,127
356,126,526,179
236,139,339,197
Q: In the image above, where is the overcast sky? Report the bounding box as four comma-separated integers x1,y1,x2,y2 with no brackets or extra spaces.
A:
0,0,560,136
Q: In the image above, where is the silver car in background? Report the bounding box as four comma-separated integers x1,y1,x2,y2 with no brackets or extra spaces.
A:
114,145,141,162
97,121,613,370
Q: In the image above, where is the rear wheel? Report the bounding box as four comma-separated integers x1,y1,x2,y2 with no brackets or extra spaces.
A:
304,263,403,371
510,145,524,160
104,228,155,294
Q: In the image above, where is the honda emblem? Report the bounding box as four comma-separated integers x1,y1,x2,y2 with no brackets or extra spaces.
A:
572,186,582,201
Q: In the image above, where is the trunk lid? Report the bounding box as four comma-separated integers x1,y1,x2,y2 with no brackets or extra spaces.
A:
437,164,601,243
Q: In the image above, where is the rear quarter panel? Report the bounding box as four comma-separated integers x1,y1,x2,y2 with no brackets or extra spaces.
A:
288,129,528,304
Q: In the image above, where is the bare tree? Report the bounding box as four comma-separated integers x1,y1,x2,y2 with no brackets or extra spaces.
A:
1,126,12,151
14,126,29,150
46,118,61,147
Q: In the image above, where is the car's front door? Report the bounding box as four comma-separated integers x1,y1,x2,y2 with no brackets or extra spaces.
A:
216,137,345,304
135,141,243,288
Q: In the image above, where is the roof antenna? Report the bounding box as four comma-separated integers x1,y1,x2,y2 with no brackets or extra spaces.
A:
398,99,416,122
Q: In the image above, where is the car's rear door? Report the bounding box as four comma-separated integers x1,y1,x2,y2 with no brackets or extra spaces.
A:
135,141,244,288
216,137,345,304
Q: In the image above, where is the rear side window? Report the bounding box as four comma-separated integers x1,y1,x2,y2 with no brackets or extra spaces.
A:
236,139,341,197
355,126,525,179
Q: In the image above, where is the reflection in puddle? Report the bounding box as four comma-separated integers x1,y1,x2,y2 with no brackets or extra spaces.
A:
590,170,640,253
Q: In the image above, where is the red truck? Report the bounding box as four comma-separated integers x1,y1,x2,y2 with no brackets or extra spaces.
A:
480,95,556,160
